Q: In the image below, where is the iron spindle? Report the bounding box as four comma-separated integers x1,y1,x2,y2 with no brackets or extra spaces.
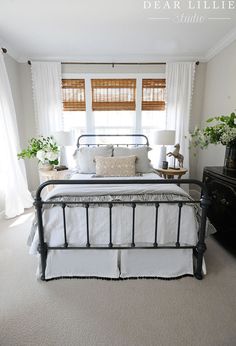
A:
62,203,68,248
176,202,183,247
85,204,90,247
131,203,136,247
153,203,159,247
109,203,113,248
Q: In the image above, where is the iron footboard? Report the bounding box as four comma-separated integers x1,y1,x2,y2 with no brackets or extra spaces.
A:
34,179,211,281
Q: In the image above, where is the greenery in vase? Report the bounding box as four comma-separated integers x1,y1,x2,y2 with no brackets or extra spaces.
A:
17,136,59,165
190,113,236,151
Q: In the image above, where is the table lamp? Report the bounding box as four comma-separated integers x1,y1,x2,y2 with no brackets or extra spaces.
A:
153,130,176,168
53,131,72,168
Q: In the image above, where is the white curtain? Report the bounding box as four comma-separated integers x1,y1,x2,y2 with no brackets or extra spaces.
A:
0,52,33,218
31,62,63,136
166,62,196,176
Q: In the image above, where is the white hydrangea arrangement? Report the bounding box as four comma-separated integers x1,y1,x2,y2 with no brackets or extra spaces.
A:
18,136,59,165
190,113,236,150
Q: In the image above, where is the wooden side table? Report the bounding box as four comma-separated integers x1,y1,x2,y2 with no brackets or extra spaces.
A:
39,169,69,194
156,168,188,180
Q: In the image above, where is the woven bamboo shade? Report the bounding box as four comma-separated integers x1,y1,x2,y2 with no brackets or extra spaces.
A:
142,79,166,111
62,79,86,111
91,79,136,111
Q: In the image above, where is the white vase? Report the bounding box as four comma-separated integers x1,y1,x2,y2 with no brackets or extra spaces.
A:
38,162,54,171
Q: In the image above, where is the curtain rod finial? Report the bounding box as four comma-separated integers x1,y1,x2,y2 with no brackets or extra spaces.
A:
1,47,7,53
28,60,31,65
196,61,200,66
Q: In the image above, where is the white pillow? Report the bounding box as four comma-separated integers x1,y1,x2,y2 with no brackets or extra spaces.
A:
74,145,113,173
113,146,153,173
95,156,136,177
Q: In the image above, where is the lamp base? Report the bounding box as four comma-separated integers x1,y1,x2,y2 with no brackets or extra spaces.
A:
59,146,68,167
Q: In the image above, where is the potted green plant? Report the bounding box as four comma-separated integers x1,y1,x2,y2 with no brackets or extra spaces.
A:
190,112,236,170
18,136,59,170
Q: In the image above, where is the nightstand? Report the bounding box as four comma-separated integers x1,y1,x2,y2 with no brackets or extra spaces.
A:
39,169,69,193
203,166,236,233
156,168,188,180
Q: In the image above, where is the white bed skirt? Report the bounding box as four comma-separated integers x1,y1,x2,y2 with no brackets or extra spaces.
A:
39,249,199,280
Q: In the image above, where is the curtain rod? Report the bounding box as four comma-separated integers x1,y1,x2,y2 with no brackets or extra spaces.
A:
61,62,167,66
27,60,200,66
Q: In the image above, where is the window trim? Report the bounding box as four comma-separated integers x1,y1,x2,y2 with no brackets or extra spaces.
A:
62,73,166,134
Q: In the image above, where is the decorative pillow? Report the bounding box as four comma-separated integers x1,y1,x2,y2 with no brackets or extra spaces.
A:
95,156,136,177
74,145,113,173
113,146,153,173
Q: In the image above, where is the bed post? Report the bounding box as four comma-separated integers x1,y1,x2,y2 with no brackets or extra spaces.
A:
195,190,211,280
34,196,47,281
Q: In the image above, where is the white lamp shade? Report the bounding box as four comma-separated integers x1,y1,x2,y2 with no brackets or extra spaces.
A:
152,130,176,146
53,131,72,146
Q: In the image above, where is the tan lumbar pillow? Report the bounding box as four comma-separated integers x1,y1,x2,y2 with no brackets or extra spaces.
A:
95,156,136,177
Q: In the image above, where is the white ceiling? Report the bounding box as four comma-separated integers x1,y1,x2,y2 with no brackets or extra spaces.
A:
0,0,236,62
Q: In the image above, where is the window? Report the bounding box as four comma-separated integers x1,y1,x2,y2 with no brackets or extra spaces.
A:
141,79,166,138
61,77,166,139
62,79,86,134
61,76,167,166
91,79,136,136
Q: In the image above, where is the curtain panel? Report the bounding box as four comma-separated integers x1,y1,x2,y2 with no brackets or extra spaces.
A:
166,62,196,176
0,52,33,218
31,62,63,136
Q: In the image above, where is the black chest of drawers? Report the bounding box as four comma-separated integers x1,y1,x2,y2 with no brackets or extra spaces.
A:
203,167,236,233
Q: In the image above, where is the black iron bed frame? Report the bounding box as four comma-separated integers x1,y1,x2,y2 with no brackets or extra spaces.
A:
34,134,210,281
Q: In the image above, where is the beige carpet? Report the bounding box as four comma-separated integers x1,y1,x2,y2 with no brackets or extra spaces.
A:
0,209,236,346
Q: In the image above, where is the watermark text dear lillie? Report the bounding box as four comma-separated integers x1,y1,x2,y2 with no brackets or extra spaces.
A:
144,0,235,10
144,0,235,23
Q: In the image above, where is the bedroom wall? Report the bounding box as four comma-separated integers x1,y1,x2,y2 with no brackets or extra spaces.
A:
195,40,236,180
62,64,166,74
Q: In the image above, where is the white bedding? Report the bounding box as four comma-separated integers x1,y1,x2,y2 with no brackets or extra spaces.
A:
30,173,198,255
46,172,189,197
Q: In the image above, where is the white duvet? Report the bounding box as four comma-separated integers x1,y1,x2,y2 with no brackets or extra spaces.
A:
29,173,199,255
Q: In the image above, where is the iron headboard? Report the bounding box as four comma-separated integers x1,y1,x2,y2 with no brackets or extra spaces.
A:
77,134,149,148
